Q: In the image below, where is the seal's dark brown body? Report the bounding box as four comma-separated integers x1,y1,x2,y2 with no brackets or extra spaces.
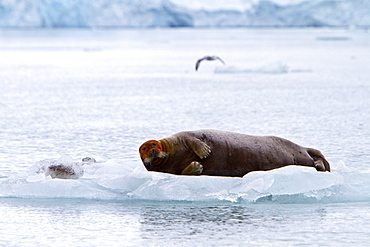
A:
139,130,330,177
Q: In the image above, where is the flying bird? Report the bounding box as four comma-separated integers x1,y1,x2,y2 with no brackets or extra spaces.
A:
195,55,225,71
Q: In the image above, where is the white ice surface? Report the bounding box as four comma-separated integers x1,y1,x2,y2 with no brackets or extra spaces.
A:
0,156,368,203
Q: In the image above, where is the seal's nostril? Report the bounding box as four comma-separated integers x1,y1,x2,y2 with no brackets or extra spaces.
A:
150,149,155,154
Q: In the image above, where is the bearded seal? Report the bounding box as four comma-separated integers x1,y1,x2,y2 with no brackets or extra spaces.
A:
139,129,330,177
195,56,225,71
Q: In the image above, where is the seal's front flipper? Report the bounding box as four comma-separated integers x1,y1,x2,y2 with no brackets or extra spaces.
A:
181,161,203,175
186,137,211,159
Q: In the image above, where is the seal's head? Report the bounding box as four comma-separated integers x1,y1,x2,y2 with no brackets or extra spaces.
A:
139,140,167,170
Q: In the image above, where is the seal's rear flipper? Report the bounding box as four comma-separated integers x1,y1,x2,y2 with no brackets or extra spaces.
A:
307,148,331,172
314,160,326,171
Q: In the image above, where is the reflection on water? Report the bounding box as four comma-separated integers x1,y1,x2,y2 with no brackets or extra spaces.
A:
2,198,370,246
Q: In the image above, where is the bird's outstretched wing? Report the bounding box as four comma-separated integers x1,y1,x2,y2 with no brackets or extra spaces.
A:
214,56,225,65
195,55,225,71
195,58,205,71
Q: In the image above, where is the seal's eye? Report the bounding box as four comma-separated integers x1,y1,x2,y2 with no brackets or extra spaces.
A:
141,147,147,152
152,143,157,147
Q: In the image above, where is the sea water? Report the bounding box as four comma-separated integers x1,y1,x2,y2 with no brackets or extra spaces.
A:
0,29,370,246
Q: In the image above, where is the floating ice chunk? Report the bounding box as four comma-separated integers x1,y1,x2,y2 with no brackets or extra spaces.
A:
214,61,289,74
331,160,353,173
5,158,369,203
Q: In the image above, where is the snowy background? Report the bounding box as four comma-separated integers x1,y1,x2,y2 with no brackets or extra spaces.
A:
1,0,370,28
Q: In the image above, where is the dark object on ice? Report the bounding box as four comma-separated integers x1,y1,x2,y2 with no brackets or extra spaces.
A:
45,163,84,179
139,129,330,177
195,55,225,71
82,157,96,163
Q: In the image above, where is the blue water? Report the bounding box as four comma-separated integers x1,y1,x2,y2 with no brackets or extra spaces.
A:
2,198,370,246
0,29,370,246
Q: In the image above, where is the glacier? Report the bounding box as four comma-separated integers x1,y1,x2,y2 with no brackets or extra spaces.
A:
0,0,370,28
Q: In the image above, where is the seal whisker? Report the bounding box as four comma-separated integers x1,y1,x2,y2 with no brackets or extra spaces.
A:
157,151,168,158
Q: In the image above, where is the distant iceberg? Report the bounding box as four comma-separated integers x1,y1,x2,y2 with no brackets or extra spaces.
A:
214,61,290,74
0,0,369,28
